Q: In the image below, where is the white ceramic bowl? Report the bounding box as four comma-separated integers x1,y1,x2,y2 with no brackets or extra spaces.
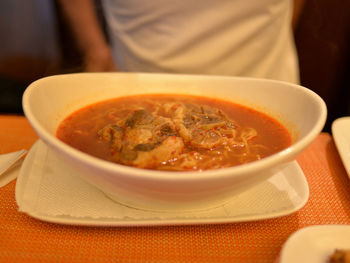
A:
22,73,327,212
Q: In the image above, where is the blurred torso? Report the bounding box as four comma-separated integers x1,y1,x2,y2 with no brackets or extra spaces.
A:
102,0,299,83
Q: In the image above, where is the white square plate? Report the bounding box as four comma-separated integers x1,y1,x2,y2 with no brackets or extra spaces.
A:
15,140,309,227
332,117,350,178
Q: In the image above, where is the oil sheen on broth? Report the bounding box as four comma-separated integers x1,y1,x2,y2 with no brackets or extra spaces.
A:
56,94,292,171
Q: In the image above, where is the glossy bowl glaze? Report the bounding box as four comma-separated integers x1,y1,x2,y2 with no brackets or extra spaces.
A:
22,73,327,211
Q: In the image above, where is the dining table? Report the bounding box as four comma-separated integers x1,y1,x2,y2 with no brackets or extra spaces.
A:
0,114,349,263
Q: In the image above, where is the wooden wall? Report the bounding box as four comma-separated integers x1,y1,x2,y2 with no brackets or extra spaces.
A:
294,0,350,132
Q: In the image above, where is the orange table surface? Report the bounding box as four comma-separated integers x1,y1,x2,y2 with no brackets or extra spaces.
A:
0,115,349,263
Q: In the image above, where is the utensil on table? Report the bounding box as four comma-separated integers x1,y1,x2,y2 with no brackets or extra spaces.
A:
0,149,27,188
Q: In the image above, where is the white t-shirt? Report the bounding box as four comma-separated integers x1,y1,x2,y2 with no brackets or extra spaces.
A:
102,0,299,83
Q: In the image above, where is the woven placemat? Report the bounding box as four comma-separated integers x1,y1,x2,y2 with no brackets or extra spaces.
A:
0,116,349,262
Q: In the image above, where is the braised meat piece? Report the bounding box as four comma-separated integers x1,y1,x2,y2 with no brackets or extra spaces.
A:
98,108,184,168
162,102,239,150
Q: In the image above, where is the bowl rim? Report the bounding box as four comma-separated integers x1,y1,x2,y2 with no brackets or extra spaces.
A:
22,72,327,182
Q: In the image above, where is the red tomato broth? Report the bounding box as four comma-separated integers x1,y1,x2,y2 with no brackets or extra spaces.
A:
56,94,292,171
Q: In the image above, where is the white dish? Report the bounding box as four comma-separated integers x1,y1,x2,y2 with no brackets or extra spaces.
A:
332,117,350,178
280,225,350,263
22,73,326,211
15,140,309,227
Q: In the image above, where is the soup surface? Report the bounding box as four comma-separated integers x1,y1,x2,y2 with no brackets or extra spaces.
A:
56,94,292,171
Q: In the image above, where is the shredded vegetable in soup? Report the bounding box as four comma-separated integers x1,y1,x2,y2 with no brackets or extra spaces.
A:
56,94,292,171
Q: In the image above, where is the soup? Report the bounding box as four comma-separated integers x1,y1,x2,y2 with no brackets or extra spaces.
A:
56,94,292,171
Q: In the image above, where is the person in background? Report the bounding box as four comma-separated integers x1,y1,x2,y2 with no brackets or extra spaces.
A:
58,0,305,84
